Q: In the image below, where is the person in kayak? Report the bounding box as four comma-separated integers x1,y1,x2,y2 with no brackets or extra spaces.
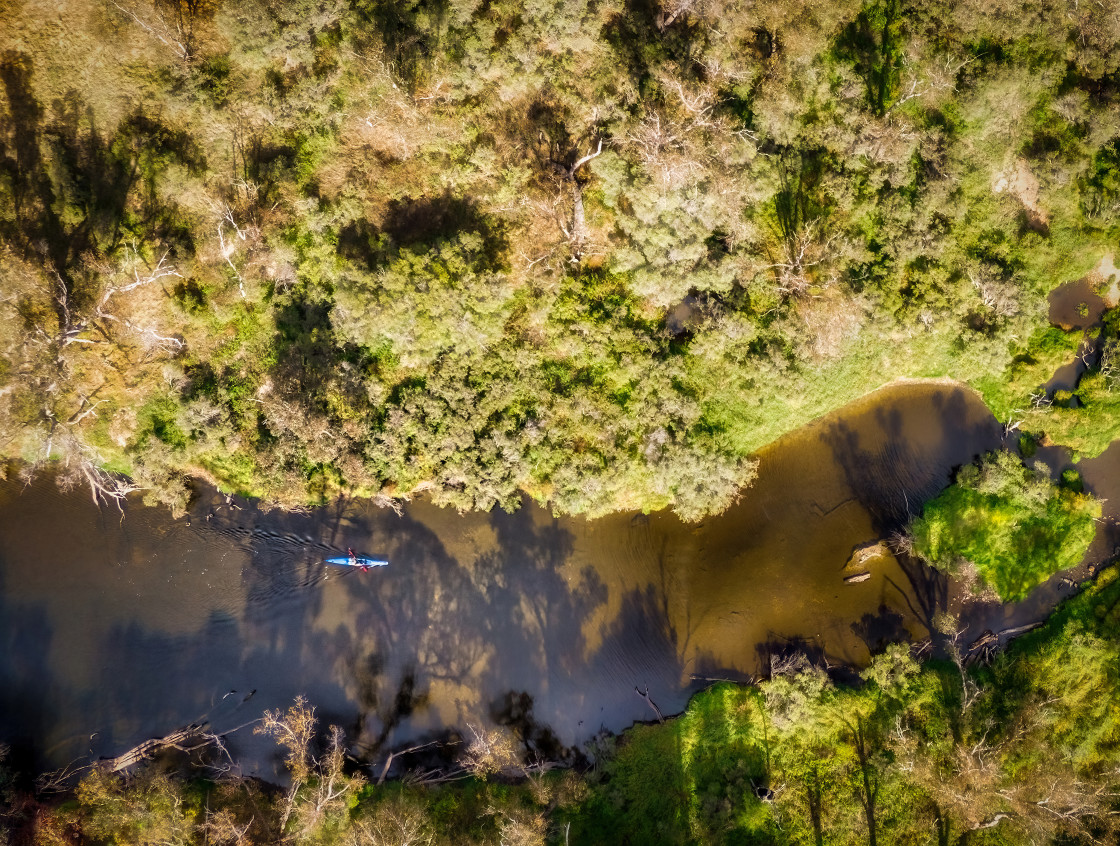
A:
348,548,370,572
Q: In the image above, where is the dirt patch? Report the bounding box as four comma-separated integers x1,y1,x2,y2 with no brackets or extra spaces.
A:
796,288,865,361
993,158,1049,230
1092,251,1120,307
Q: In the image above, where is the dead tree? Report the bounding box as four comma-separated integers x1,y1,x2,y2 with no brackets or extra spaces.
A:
102,722,210,772
555,139,603,261
255,697,365,834
94,246,185,352
635,685,665,723
460,724,522,778
656,0,702,30
109,0,191,61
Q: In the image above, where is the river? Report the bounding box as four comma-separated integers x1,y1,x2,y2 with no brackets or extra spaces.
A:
0,380,1111,781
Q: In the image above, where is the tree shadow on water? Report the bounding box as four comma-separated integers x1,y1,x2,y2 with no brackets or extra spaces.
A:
91,606,357,779
271,496,614,756
582,584,691,733
821,386,1002,537
821,386,1002,634
479,506,607,682
885,552,950,637
94,613,244,746
0,585,58,774
491,691,575,765
0,480,690,778
850,605,910,656
347,653,432,756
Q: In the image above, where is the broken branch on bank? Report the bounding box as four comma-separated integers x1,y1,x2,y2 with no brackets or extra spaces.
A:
635,685,665,723
102,722,211,772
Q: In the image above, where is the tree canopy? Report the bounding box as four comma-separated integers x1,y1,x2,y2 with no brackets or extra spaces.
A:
1,0,1119,519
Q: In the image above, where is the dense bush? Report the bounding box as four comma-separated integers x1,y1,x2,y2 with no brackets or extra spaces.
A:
2,0,1120,519
910,450,1100,601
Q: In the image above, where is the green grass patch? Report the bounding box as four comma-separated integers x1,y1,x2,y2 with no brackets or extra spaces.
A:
1025,370,1120,457
199,450,265,499
568,684,779,845
135,396,189,451
973,326,1084,423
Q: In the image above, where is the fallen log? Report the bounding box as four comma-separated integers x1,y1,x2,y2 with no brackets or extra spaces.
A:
103,722,209,772
965,622,1044,663
376,740,446,786
973,813,1010,830
996,622,1043,639
966,630,999,656
843,572,871,584
635,686,665,724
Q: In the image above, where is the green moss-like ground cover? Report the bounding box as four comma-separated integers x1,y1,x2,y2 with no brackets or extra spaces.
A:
911,450,1100,601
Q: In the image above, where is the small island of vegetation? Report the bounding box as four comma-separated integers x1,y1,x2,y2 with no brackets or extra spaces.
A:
909,450,1100,602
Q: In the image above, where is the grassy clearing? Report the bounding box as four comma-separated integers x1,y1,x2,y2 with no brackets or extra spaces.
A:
1029,369,1120,457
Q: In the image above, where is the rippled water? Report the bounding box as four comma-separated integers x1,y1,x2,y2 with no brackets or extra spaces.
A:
0,381,1025,779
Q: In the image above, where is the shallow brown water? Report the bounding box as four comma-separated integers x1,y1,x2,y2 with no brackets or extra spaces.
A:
0,381,1006,778
1048,277,1110,331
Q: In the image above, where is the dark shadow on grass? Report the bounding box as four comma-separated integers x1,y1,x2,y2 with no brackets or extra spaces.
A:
1,52,201,299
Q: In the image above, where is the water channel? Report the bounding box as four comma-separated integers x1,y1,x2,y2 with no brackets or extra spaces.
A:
0,380,1114,781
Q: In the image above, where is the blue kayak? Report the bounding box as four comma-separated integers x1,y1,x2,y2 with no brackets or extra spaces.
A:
325,557,389,568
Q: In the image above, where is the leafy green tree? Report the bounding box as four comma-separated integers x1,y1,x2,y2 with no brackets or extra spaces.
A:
910,451,1100,602
334,229,515,372
75,766,198,846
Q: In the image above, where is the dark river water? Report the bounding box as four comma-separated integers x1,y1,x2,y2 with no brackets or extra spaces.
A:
0,380,1113,781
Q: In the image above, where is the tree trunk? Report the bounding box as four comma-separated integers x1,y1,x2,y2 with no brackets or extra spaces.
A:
104,722,208,772
850,717,878,846
570,186,586,255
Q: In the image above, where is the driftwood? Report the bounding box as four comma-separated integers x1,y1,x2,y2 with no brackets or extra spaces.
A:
996,622,1043,639
967,630,999,656
843,572,872,584
691,674,758,685
966,623,1044,662
376,740,446,786
973,813,1010,830
104,722,209,772
635,686,665,724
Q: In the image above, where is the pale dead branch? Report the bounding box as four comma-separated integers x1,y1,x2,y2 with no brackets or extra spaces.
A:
109,0,190,61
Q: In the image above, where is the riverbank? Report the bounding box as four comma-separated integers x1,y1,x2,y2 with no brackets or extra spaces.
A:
0,380,1014,780
4,379,1119,843
5,560,1119,845
2,384,1117,843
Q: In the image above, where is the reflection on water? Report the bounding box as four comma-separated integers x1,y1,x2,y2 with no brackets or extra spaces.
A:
0,382,1011,777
